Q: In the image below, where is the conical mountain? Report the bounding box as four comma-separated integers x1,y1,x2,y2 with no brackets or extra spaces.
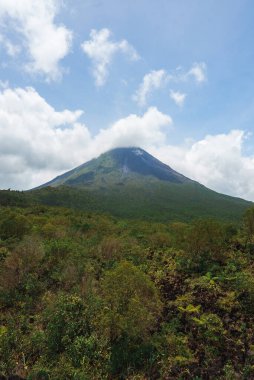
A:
34,147,252,222
40,147,192,188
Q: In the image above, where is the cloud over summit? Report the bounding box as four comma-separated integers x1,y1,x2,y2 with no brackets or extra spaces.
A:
0,87,171,189
1,86,254,202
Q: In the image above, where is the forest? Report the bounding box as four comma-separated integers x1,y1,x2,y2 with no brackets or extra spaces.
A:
1,199,254,379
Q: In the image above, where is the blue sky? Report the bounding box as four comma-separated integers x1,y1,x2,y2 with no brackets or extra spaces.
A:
0,0,254,200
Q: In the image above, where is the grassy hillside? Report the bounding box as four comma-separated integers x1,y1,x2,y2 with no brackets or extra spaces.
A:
0,182,251,223
32,181,251,223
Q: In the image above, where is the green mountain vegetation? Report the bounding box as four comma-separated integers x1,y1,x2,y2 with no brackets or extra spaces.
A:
31,147,251,223
39,147,191,188
1,200,254,379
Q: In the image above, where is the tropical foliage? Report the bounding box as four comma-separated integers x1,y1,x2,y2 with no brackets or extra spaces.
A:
1,200,254,379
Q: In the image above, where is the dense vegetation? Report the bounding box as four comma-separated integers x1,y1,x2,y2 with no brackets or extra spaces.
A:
0,184,252,224
1,198,254,379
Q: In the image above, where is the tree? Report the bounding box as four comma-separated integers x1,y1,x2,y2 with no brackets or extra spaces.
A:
0,212,30,240
100,261,162,341
243,207,254,242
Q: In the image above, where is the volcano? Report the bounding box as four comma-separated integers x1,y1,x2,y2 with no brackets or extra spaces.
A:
34,147,252,222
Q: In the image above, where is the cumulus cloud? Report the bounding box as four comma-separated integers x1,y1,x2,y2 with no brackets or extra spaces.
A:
81,28,139,86
134,63,207,107
167,62,207,84
0,87,171,189
0,0,72,80
0,87,90,188
169,90,186,107
1,86,254,201
187,62,207,83
0,80,9,89
93,107,172,151
151,130,254,201
133,70,168,106
0,34,21,57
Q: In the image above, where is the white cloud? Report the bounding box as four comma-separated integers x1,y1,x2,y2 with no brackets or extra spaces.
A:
93,106,172,151
133,70,168,106
1,86,254,201
151,130,254,201
170,90,186,107
0,80,9,89
0,34,21,57
0,0,72,80
187,62,207,83
167,62,207,84
0,87,170,189
81,28,139,86
134,63,206,107
0,87,90,188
